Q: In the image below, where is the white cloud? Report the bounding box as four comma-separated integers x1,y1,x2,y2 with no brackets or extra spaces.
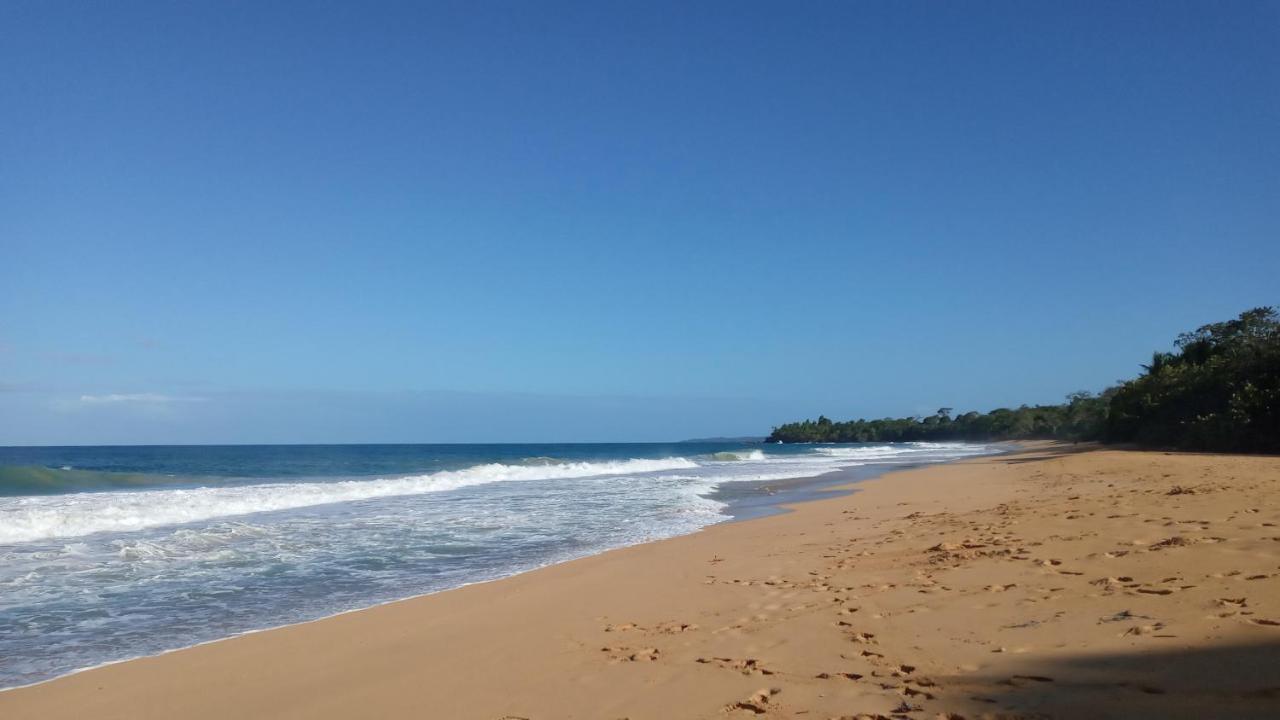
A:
79,393,207,405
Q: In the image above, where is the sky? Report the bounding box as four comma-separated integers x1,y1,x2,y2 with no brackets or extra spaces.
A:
2,1,1277,445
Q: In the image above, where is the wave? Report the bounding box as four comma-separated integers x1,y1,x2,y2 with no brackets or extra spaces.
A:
0,457,699,544
810,445,922,458
810,443,990,460
0,466,185,497
519,456,568,466
709,449,766,461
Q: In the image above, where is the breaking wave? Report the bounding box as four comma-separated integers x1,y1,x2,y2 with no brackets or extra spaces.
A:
0,457,699,544
709,449,767,461
810,443,992,460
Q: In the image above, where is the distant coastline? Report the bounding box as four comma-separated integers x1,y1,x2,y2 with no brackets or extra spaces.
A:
768,307,1278,454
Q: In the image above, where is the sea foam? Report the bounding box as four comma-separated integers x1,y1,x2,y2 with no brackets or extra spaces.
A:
0,456,699,544
709,449,767,461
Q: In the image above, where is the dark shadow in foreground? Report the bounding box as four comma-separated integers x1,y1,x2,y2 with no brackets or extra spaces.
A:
935,640,1280,719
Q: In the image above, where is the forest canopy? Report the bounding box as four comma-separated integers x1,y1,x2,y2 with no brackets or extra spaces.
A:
766,307,1279,454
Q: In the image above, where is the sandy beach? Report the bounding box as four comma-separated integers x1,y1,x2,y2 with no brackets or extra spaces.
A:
3,443,1278,719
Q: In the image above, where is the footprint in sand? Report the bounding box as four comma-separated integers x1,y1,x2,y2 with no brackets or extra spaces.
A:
844,630,878,644
1089,576,1137,594
722,687,780,715
1101,609,1153,624
1121,622,1169,637
696,657,775,676
899,684,935,700
1148,535,1220,550
600,646,660,662
814,671,864,680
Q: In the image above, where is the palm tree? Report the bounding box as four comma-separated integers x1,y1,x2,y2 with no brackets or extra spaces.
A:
1141,351,1175,376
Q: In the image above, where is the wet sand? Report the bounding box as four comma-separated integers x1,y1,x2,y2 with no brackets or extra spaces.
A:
3,442,1278,719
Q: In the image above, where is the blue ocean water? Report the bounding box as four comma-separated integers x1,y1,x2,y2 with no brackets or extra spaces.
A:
0,442,997,689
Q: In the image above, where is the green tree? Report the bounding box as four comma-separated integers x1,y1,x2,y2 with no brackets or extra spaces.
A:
767,307,1276,454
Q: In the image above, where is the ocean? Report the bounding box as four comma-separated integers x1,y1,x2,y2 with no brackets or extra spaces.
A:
0,441,998,689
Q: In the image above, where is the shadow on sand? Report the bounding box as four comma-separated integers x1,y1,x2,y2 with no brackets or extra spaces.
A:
939,637,1280,719
991,441,1107,465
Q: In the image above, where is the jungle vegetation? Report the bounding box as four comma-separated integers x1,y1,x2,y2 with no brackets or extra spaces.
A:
767,307,1279,454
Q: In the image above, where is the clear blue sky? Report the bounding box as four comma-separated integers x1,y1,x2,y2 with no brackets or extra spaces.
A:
2,1,1277,444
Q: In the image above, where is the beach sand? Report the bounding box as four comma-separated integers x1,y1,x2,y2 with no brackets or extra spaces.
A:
3,443,1278,719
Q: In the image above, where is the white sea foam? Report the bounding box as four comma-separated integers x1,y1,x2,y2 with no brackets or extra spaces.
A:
0,457,699,544
709,449,767,461
811,443,992,460
811,445,903,458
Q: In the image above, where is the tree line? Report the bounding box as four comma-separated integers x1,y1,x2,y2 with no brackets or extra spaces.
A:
766,307,1279,454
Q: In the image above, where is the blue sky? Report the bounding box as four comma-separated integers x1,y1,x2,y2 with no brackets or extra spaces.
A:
2,1,1277,444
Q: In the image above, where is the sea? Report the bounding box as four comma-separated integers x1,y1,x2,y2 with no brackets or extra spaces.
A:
0,441,999,689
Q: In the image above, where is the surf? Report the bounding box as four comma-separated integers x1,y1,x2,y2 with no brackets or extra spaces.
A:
0,456,699,544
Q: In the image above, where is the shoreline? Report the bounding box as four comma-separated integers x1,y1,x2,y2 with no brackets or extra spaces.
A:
3,442,1277,718
714,442,1021,523
0,447,1003,693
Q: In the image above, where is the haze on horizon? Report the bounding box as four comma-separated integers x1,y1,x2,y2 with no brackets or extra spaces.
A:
2,1,1277,445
